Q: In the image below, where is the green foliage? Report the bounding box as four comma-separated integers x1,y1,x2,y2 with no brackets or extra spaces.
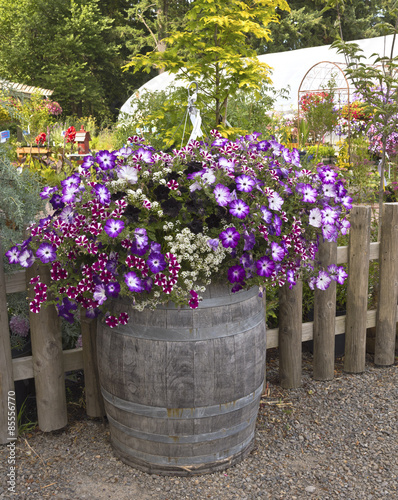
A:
123,0,191,57
259,0,397,53
0,0,150,122
125,0,290,130
0,145,45,271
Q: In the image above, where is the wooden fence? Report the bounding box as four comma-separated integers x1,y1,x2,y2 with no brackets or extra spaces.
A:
1,204,398,444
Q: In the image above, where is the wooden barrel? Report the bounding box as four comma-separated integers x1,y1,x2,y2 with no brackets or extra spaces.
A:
96,285,266,475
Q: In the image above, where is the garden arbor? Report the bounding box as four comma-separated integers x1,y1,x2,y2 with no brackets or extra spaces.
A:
297,61,350,148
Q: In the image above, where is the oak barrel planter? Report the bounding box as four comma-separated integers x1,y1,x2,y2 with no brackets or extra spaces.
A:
96,285,266,476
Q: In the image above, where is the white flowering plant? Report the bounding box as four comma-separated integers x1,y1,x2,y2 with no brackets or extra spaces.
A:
6,130,351,328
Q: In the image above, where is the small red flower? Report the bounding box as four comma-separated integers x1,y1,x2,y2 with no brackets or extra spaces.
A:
65,126,76,143
35,132,46,146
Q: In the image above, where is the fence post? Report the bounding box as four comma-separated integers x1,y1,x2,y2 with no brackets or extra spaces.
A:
375,203,398,366
278,281,302,388
344,206,371,373
313,240,337,381
27,264,67,431
80,316,105,417
0,242,17,443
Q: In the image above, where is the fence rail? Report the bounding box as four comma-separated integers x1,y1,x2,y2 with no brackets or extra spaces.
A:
1,204,397,443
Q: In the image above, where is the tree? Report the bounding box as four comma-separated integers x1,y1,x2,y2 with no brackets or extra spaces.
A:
124,0,290,131
0,0,151,121
257,0,396,54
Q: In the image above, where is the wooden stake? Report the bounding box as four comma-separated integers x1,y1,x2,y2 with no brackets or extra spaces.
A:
0,241,18,443
278,281,302,388
313,240,337,381
27,264,67,431
375,203,398,366
80,316,105,417
344,206,371,373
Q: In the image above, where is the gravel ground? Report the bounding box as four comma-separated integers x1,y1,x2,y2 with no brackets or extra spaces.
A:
1,350,397,500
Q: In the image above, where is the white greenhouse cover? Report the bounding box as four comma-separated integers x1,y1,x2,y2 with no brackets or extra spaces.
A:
120,35,398,118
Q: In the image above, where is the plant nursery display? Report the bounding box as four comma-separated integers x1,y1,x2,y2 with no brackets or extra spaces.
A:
5,130,351,474
6,130,350,326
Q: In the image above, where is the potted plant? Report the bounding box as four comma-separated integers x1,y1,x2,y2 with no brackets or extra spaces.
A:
5,130,351,474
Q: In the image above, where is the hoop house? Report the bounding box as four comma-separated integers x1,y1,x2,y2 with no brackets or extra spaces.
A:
298,61,350,148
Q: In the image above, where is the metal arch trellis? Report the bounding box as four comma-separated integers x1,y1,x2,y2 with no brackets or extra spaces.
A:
297,61,351,148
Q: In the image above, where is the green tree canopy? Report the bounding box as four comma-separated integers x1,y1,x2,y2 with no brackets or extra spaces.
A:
124,0,290,130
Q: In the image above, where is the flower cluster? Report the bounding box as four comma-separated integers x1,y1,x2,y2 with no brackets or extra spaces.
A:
9,315,30,337
35,132,46,146
65,126,76,143
45,100,63,116
6,131,350,327
299,92,332,113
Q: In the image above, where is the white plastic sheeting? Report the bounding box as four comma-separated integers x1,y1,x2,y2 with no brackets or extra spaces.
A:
120,35,398,118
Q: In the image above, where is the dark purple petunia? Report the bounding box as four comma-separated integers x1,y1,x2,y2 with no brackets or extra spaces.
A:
147,252,167,273
36,243,57,263
240,253,253,268
243,233,255,251
219,227,240,249
142,277,153,292
227,265,246,283
229,199,250,219
57,297,77,323
105,282,121,298
49,193,65,210
256,256,275,277
104,219,124,238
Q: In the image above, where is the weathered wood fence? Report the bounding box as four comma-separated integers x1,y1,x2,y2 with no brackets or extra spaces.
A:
1,204,398,444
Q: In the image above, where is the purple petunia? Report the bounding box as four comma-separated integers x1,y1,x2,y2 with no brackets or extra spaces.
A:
236,175,255,193
40,186,58,199
6,246,20,264
268,192,284,211
219,227,240,249
260,206,272,224
315,271,332,290
256,256,275,277
95,150,117,171
270,242,285,262
93,184,111,205
147,252,167,273
207,238,219,251
213,184,232,207
124,271,144,292
49,193,65,210
243,233,255,251
18,248,35,268
93,284,107,305
309,208,322,228
229,199,250,219
302,184,318,203
105,282,121,298
104,219,125,238
36,243,57,263
227,265,246,283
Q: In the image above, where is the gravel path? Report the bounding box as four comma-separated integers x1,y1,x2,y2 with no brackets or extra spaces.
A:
1,351,397,500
